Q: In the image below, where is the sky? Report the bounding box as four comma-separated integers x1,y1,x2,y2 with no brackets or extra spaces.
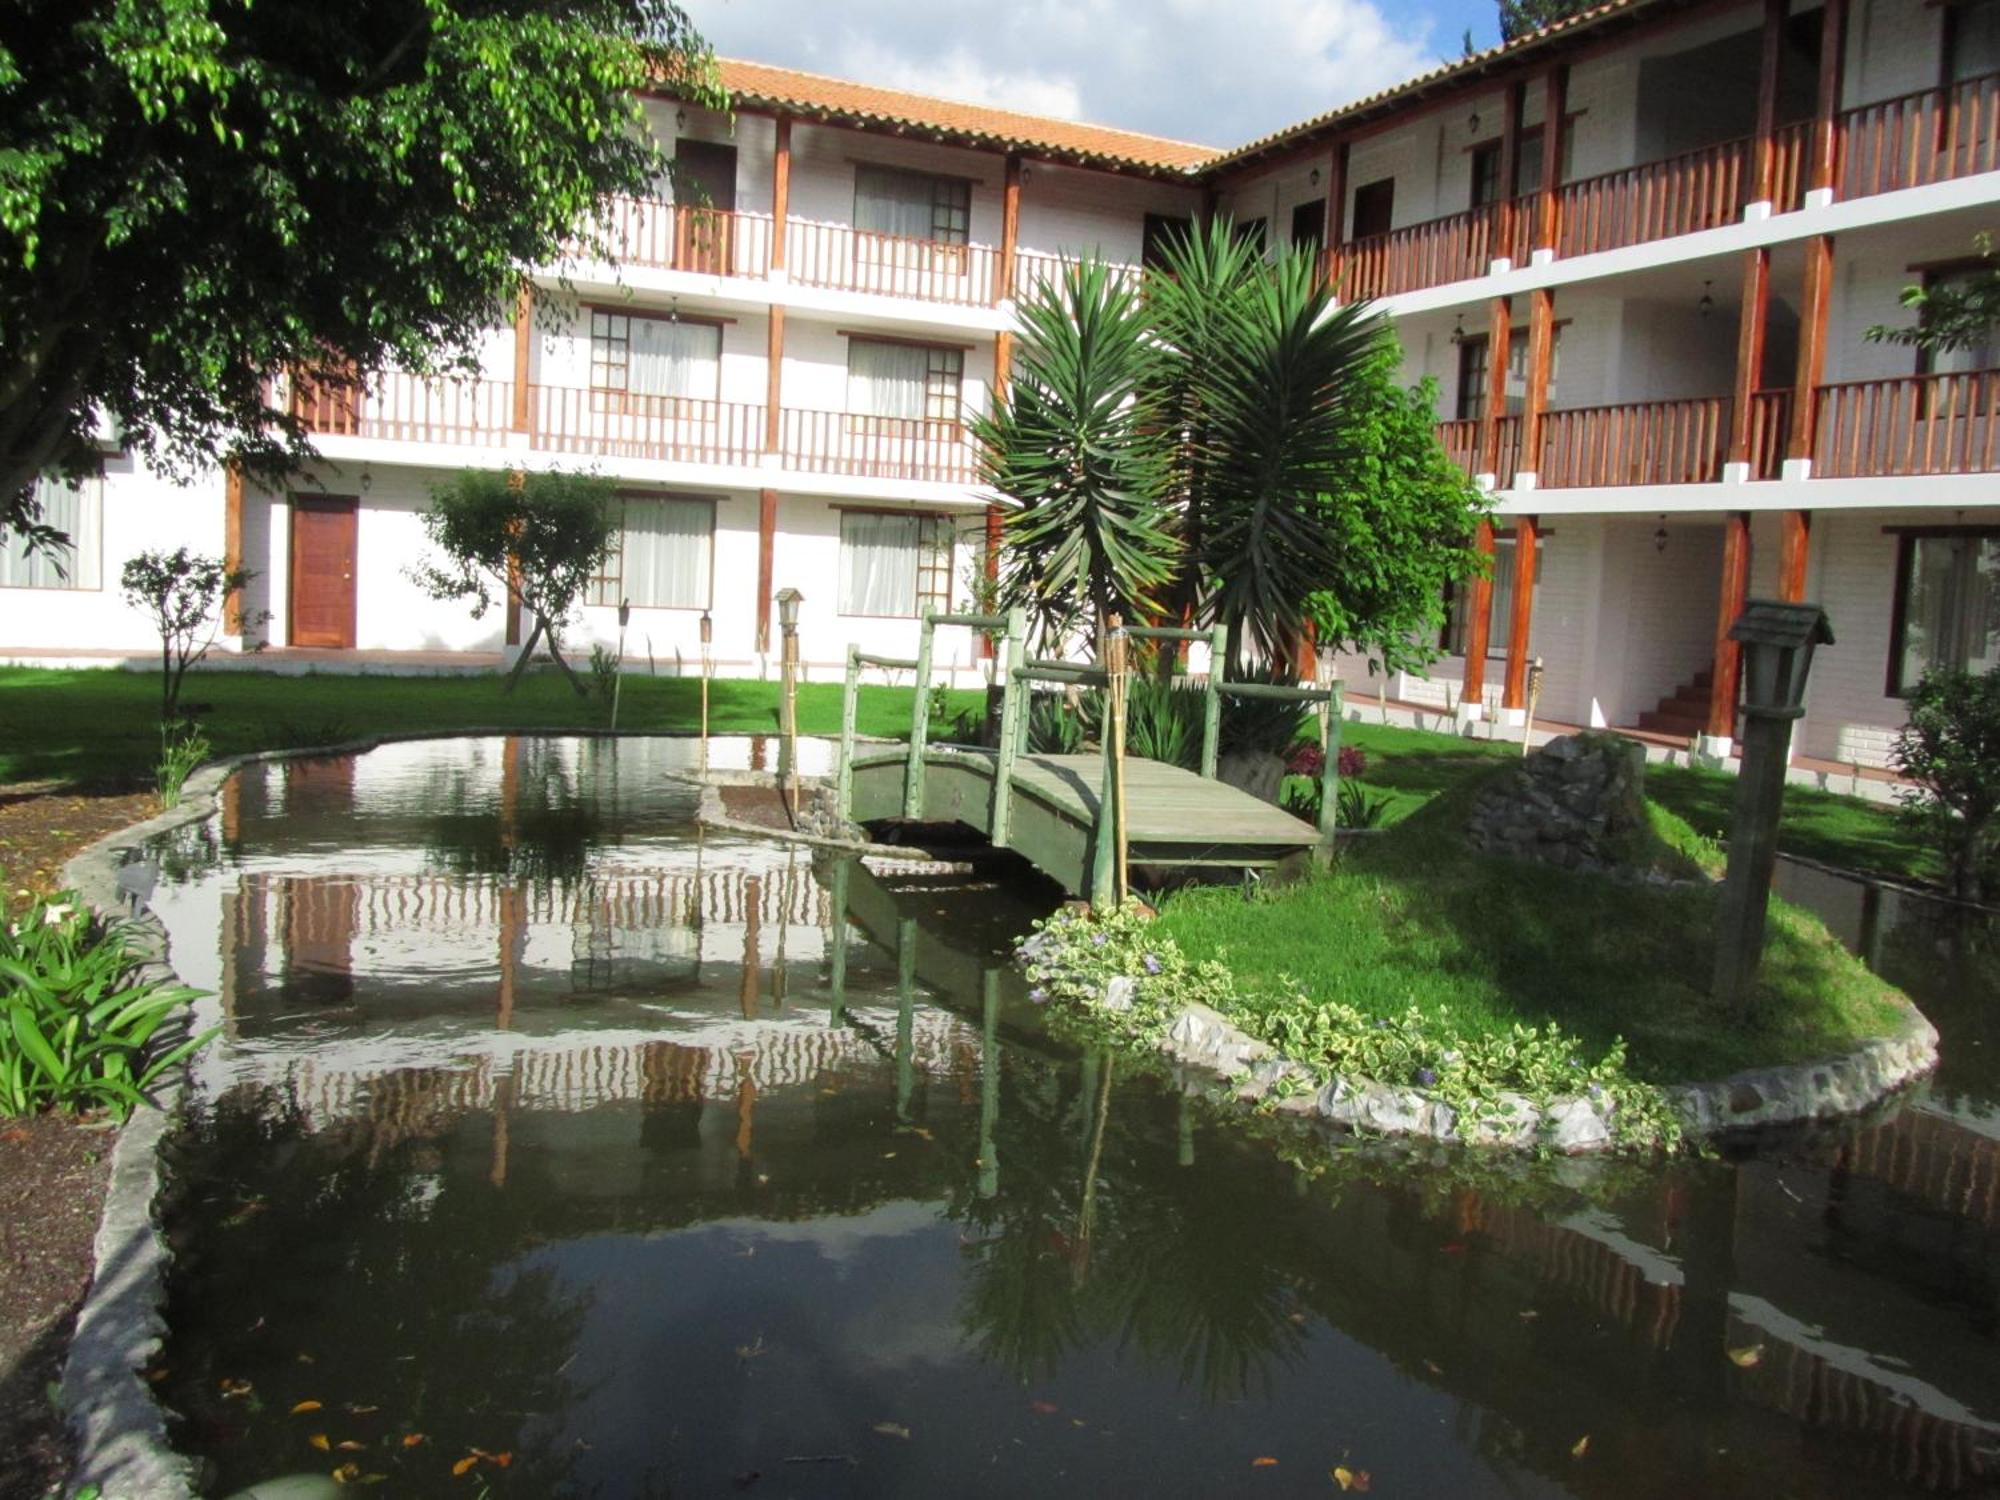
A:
694,0,1507,151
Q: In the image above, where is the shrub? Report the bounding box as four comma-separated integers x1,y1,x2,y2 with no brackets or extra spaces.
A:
0,891,214,1119
156,723,211,808
1891,665,2000,902
119,548,260,722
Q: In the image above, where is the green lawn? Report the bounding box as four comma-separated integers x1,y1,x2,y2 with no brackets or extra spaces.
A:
1336,719,1932,888
0,666,986,789
1154,774,1909,1085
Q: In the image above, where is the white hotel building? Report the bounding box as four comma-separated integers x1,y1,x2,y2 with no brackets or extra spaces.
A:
5,0,1999,777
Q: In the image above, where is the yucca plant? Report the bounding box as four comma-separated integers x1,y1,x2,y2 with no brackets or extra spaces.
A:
0,891,214,1119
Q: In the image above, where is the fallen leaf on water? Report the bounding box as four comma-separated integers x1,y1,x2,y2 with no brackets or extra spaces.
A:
1029,1400,1058,1416
1252,1455,1279,1467
308,1434,330,1452
331,1464,361,1484
1423,1359,1444,1376
219,1379,253,1399
346,1404,380,1415
1727,1344,1765,1368
144,1368,170,1384
882,1151,897,1159
337,1440,367,1451
491,1453,513,1468
290,1400,324,1415
1518,1309,1540,1322
452,1456,480,1477
872,1422,911,1440
1571,1435,1590,1459
1332,1466,1356,1491
401,1433,428,1448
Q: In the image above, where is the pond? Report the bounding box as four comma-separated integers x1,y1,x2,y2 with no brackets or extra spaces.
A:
136,737,1998,1498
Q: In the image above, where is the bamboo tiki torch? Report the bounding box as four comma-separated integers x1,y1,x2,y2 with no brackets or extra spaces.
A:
1107,616,1131,905
699,609,713,775
1522,656,1545,758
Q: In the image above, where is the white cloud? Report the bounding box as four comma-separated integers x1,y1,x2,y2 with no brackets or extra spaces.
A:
696,0,1440,148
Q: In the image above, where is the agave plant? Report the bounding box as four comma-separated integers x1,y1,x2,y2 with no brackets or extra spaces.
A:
0,891,214,1119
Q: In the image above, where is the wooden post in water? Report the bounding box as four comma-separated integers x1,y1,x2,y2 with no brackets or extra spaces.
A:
895,917,918,1120
838,644,860,820
827,856,849,1027
978,968,1001,1199
991,607,1027,847
903,612,936,820
1201,623,1228,780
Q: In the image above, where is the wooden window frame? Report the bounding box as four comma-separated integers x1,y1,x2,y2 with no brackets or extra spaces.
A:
588,492,719,612
1439,527,1546,658
587,307,726,415
1884,525,2000,697
0,477,104,593
844,336,966,432
834,506,956,619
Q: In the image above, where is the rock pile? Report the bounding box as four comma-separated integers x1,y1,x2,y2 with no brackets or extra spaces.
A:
1465,732,1651,875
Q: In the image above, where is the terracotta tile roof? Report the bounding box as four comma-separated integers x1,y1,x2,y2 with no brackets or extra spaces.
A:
708,58,1221,175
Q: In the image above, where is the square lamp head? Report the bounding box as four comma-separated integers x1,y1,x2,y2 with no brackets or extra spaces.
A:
775,588,803,634
1728,600,1834,717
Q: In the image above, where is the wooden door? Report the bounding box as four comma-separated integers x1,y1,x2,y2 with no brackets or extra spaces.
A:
1350,179,1395,241
290,495,358,648
674,139,737,275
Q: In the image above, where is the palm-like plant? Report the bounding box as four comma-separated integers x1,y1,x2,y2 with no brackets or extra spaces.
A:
971,257,1177,650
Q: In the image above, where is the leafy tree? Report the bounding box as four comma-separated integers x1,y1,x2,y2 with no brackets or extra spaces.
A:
970,259,1177,649
1498,0,1596,41
409,469,617,696
0,0,720,541
1891,664,2000,902
119,549,259,721
1866,232,2000,355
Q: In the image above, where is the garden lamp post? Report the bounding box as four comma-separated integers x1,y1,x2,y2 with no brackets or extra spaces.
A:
776,588,803,825
1712,599,1834,1013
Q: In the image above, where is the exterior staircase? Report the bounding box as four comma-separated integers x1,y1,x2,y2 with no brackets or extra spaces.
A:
1636,668,1718,739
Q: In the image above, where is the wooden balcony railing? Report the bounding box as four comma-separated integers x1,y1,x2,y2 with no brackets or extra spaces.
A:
1340,196,1533,301
1812,370,2000,477
588,199,774,279
779,410,979,483
1837,70,2000,199
1555,137,1758,260
787,222,999,305
1010,249,1144,303
1437,418,1481,478
1746,389,1792,480
1537,397,1730,487
290,372,515,447
530,388,767,468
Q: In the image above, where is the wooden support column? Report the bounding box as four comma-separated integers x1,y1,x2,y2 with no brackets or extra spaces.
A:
1461,520,1497,709
1495,83,1525,264
511,284,533,433
1786,235,1834,462
1809,0,1848,196
1727,247,1772,467
1521,287,1556,479
1708,511,1752,741
770,115,791,273
1750,0,1787,204
765,304,784,455
1478,297,1513,477
756,488,778,653
1324,142,1350,291
1502,515,1538,710
1535,67,1568,253
998,153,1022,303
1779,510,1811,600
223,465,244,635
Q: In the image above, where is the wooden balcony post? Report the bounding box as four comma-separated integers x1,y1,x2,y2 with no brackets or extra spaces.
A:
511,284,533,433
1809,0,1849,196
765,305,784,455
999,153,1022,303
1502,514,1538,711
756,488,778,654
1707,511,1752,742
1727,246,1772,467
1324,142,1350,293
1478,296,1513,478
1461,519,1496,711
223,464,244,636
1496,83,1525,266
1779,509,1811,600
1521,287,1556,479
1750,0,1786,205
1535,66,1568,254
1786,234,1834,463
770,115,791,273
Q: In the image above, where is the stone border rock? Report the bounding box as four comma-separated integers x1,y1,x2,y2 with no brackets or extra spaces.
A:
1086,990,1937,1155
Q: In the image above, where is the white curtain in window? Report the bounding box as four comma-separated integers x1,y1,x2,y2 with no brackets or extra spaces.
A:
1902,535,2000,684
621,499,712,608
854,166,934,240
841,513,918,615
847,341,930,419
627,319,720,400
0,477,100,590
1487,539,1517,657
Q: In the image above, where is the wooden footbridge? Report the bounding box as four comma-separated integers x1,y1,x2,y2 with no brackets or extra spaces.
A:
835,609,1346,905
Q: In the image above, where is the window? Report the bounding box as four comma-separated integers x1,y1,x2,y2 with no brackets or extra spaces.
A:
1235,217,1269,256
1290,198,1327,258
590,496,714,610
1513,119,1576,197
847,339,963,424
1456,337,1490,423
839,511,953,617
1946,0,2000,86
1915,267,2000,377
1469,141,1503,210
1142,214,1195,270
1350,179,1395,240
590,310,721,407
1,477,101,591
854,165,970,245
1455,327,1564,420
1442,531,1541,659
1889,531,2000,695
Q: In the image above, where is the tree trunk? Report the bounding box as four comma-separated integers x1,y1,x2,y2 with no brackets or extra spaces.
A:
504,617,546,695
543,632,590,698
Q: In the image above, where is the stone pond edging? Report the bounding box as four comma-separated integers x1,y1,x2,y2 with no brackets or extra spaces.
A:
1096,987,1941,1153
